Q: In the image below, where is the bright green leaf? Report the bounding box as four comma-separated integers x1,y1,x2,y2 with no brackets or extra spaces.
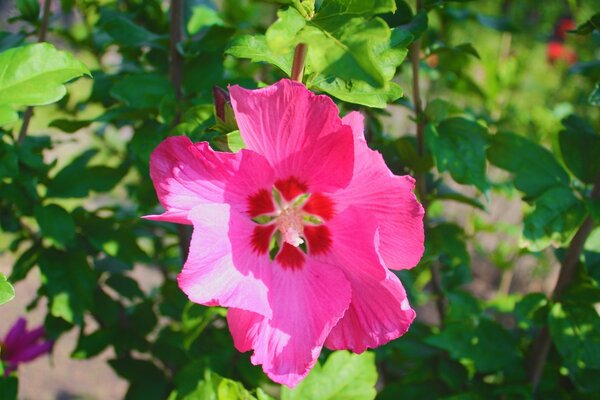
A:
317,0,396,18
0,273,15,306
0,43,90,107
0,105,17,125
282,351,377,400
187,5,224,35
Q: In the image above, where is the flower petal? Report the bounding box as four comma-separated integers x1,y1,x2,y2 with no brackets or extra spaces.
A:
227,260,351,387
147,137,240,224
334,112,425,270
7,340,53,364
3,318,27,350
229,79,354,192
177,203,272,318
325,269,415,354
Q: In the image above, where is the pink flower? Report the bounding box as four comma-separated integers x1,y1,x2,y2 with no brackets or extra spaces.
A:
147,79,424,386
1,318,53,375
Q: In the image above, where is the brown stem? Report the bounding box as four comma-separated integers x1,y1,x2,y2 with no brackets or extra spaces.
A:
410,1,445,323
17,0,53,145
529,176,600,391
290,43,307,83
168,0,191,260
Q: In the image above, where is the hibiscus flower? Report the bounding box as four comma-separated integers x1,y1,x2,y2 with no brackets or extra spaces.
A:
1,318,53,375
147,79,424,387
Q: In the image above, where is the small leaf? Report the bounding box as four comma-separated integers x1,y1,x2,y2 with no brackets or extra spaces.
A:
34,204,76,248
110,73,174,110
487,131,570,200
16,0,40,23
426,118,490,193
0,273,15,305
569,12,600,35
282,351,377,400
559,115,600,184
187,5,224,35
589,83,600,106
99,10,162,47
0,43,90,107
226,35,292,75
38,249,94,324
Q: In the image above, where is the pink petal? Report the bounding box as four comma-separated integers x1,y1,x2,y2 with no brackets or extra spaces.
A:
333,112,425,270
227,260,351,387
229,79,354,193
325,269,415,353
147,137,240,224
177,203,272,318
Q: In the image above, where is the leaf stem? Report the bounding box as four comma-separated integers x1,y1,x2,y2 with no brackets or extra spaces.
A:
291,43,307,83
17,0,53,145
410,0,446,324
528,174,600,391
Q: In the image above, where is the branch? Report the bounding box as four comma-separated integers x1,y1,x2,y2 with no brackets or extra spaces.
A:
410,0,445,324
529,175,600,391
17,0,53,145
168,0,191,260
291,43,307,83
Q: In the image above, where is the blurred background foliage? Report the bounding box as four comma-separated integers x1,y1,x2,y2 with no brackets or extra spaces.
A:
1,0,600,399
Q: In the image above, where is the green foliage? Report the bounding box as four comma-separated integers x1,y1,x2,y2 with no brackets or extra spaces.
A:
2,0,600,399
281,351,377,400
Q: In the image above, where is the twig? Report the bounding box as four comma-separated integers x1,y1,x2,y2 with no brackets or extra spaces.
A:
168,0,191,261
529,175,600,391
290,43,307,83
17,0,53,145
410,0,446,324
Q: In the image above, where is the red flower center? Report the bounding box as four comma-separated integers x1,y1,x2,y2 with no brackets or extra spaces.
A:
247,177,335,269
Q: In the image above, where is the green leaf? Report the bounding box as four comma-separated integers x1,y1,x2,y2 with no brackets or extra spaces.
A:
559,115,600,184
71,329,113,359
34,204,76,248
514,292,549,330
311,76,403,108
589,83,600,106
488,131,570,199
522,186,586,251
187,5,224,35
281,351,377,400
38,248,94,324
426,118,490,193
226,35,292,75
266,8,306,54
46,150,127,198
570,12,600,35
171,367,262,400
49,118,93,133
0,105,17,125
549,302,600,392
317,0,396,18
110,73,174,110
0,43,90,107
212,130,245,152
110,357,168,400
99,10,162,47
16,0,40,22
0,375,18,400
426,319,521,373
0,272,15,305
